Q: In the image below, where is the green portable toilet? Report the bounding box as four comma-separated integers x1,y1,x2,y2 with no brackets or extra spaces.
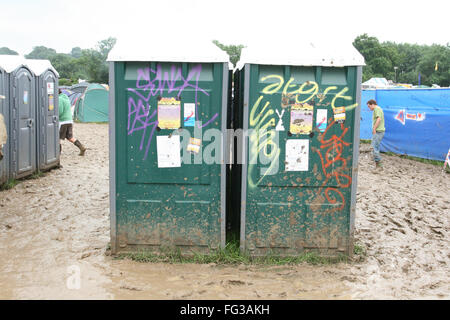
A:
234,41,365,256
25,59,60,172
73,83,109,122
107,38,230,254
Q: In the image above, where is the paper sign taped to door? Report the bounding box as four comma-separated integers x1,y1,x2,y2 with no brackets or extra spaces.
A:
290,103,313,134
184,103,196,127
157,135,181,168
48,95,54,111
47,83,54,95
333,107,346,123
285,139,309,171
316,109,328,132
187,137,201,154
158,97,181,129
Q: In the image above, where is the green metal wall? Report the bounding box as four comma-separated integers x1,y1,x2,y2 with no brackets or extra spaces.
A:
111,61,228,254
237,64,361,256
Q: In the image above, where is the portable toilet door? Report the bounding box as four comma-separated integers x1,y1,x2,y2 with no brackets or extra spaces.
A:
107,38,230,254
9,63,37,179
0,65,9,185
39,67,59,171
234,41,365,257
26,59,60,171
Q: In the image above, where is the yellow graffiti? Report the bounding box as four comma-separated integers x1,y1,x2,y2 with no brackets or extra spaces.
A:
248,91,278,188
261,75,284,94
295,81,319,104
249,96,274,127
248,73,359,188
323,86,337,96
282,78,296,95
331,87,358,111
248,129,280,188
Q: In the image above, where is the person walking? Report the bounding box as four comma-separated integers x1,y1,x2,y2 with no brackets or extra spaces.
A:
59,89,86,156
367,99,385,168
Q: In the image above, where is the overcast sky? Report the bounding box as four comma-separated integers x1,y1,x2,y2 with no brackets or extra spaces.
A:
1,0,448,56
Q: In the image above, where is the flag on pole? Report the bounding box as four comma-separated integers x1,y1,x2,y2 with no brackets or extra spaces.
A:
418,72,421,85
435,62,438,71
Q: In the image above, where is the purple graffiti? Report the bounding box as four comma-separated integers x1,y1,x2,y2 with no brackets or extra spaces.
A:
127,64,218,160
127,97,158,160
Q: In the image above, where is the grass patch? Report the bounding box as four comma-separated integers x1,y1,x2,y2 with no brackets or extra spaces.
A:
30,170,46,179
353,243,366,257
115,240,349,266
360,139,371,144
0,170,48,191
352,242,367,262
0,179,18,191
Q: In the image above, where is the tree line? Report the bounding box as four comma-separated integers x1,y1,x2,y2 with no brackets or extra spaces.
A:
214,35,450,87
0,37,116,86
353,34,449,87
1,34,448,87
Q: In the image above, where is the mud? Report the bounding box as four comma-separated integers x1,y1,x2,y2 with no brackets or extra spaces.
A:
0,123,448,299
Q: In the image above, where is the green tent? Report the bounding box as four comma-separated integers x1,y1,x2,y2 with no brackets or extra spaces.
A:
73,83,109,122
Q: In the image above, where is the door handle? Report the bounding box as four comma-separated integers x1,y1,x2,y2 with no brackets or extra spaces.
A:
52,116,58,123
27,119,33,128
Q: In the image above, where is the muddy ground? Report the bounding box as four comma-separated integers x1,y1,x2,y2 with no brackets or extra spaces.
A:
0,123,448,299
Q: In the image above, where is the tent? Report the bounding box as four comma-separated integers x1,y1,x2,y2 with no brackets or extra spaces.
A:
59,86,80,117
70,82,89,94
362,77,391,89
73,83,109,122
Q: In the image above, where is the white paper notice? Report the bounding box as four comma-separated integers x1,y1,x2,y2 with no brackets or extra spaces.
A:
157,135,181,168
285,139,309,171
47,82,54,95
316,109,328,132
184,103,196,127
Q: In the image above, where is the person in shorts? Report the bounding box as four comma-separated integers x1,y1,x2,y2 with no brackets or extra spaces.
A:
59,89,86,156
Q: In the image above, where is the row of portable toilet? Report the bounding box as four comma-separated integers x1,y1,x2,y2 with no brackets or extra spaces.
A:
0,55,60,185
107,39,365,257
